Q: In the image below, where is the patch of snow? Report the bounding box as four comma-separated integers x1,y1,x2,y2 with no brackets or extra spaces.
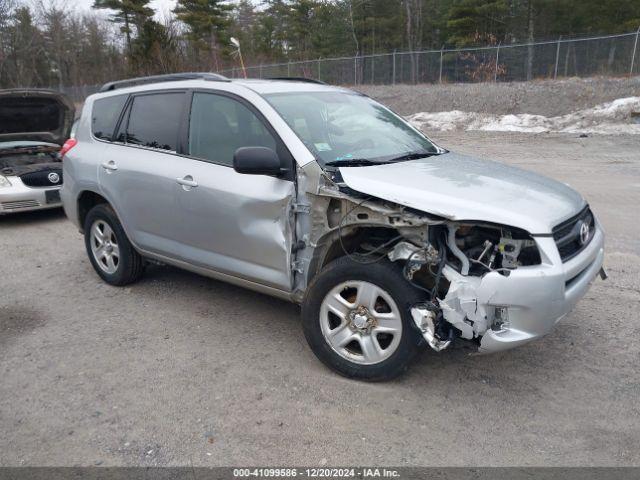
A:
408,97,640,135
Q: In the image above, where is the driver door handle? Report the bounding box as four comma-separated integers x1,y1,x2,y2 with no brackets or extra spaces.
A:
176,175,198,189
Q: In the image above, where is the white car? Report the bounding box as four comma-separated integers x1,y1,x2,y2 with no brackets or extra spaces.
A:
0,89,75,214
61,73,606,380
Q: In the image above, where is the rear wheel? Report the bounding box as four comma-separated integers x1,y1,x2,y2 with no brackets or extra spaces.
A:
84,204,144,286
302,256,424,381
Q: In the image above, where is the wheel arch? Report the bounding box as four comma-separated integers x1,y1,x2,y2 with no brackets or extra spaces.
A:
77,189,110,233
306,225,406,287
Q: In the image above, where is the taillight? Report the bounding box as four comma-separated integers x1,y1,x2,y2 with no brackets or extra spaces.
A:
60,138,77,159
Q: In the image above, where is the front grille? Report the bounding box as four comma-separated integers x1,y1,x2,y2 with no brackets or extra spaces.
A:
553,206,595,262
1,200,41,211
19,168,63,188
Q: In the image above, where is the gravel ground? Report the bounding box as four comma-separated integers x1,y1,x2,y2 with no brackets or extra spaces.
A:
1,132,639,467
358,77,640,116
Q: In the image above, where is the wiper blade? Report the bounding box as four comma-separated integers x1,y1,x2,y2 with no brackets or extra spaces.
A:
386,151,439,162
325,158,390,167
325,151,440,168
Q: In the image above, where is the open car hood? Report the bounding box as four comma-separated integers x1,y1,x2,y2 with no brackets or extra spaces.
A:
338,152,586,234
0,89,75,146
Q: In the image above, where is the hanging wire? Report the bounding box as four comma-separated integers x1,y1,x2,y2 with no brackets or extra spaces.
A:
337,196,403,265
337,196,450,299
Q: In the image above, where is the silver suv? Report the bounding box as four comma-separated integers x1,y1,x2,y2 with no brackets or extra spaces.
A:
61,73,605,380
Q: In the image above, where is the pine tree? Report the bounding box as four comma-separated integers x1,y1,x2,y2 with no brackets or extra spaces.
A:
446,0,509,46
173,0,233,71
92,0,153,55
132,19,177,74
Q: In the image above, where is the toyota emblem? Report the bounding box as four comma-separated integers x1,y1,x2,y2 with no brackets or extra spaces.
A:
578,221,590,245
48,172,60,184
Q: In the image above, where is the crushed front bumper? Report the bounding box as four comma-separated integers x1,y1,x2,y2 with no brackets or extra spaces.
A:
441,221,605,353
0,176,62,214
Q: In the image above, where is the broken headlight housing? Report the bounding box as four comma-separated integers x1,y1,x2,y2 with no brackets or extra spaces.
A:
452,224,541,274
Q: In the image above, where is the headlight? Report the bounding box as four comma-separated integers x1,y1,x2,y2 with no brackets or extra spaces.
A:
0,175,11,188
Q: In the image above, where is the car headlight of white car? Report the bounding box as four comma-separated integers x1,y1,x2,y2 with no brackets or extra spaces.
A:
0,175,12,188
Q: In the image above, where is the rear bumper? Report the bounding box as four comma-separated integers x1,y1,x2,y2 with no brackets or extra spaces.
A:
0,176,62,214
477,221,605,352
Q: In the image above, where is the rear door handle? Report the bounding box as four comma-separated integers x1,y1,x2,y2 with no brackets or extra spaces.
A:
176,175,198,189
101,160,118,171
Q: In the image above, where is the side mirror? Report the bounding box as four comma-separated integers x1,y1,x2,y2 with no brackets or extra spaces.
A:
233,147,283,176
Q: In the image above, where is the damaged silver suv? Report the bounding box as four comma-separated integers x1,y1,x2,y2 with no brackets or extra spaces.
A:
62,73,606,380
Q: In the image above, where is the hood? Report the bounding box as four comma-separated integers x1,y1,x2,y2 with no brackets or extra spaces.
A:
0,89,75,146
338,152,586,234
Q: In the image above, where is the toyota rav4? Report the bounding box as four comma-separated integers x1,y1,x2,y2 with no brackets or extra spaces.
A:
61,73,606,380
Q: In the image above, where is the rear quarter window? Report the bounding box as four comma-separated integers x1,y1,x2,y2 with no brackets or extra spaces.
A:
123,93,184,152
91,95,128,141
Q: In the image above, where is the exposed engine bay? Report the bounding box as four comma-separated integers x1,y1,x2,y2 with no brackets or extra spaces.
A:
294,163,549,353
0,145,61,177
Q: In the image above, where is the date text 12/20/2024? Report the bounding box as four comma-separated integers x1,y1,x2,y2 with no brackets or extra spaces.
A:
233,468,401,478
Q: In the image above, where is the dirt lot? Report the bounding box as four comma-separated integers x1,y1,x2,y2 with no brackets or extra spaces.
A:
1,132,639,467
358,76,640,116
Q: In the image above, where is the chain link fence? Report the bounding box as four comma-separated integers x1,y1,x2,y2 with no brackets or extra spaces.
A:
56,30,640,103
222,30,640,86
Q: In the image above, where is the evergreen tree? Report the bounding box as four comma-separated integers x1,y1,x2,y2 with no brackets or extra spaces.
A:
5,7,49,87
132,19,177,74
228,0,258,59
446,0,510,46
173,0,233,71
2,0,640,88
92,0,153,55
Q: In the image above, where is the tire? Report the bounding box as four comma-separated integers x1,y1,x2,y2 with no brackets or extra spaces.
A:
84,203,144,286
302,256,425,381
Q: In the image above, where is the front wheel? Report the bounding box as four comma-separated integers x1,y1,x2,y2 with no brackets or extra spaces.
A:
302,257,425,381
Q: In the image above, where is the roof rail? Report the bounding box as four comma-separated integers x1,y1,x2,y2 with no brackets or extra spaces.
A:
265,77,326,85
99,72,230,92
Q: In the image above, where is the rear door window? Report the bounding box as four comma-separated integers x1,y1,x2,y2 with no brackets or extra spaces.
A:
91,95,128,141
124,92,185,151
188,92,277,166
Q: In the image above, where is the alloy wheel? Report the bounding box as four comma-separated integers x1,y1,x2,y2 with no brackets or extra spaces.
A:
90,219,120,275
319,281,403,365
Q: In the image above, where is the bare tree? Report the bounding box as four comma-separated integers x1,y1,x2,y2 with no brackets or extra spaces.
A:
526,0,535,80
348,0,359,56
404,0,422,83
0,0,17,82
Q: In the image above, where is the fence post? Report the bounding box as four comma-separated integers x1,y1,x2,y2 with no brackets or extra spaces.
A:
554,36,562,79
317,58,321,81
631,26,640,76
354,56,357,85
259,63,263,79
392,50,396,85
439,45,444,84
494,42,501,82
371,55,375,84
287,61,291,77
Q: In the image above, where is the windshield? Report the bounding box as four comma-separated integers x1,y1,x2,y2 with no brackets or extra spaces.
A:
264,91,440,166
